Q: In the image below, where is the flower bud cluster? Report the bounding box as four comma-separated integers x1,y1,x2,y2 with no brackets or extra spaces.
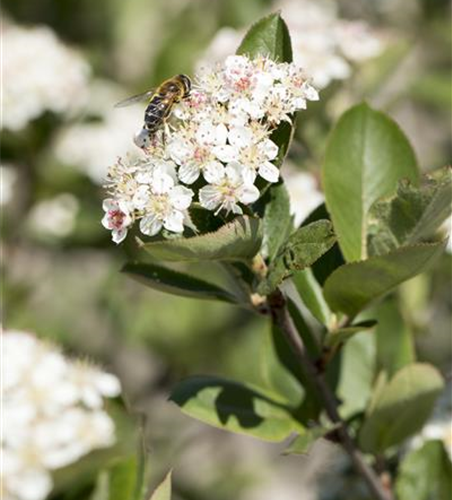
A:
2,330,121,500
102,55,319,243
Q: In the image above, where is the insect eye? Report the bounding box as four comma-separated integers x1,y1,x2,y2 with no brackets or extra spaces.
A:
168,84,178,91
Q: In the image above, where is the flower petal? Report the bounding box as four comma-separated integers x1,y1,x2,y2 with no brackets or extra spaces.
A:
259,162,280,183
178,162,200,185
169,186,194,210
164,210,184,233
203,161,225,184
140,215,162,236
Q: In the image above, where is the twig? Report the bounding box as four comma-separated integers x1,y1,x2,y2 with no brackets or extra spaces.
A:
268,289,393,500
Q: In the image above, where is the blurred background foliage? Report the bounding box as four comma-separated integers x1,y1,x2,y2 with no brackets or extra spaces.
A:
2,0,451,499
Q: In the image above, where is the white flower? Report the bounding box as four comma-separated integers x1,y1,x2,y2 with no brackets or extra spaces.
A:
102,198,133,244
1,164,18,206
168,121,228,184
213,125,280,184
2,22,90,131
54,83,146,184
199,162,260,214
27,194,79,238
139,170,194,236
281,165,324,227
1,329,121,500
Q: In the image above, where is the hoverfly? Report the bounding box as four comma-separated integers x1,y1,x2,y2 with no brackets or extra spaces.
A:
115,74,191,148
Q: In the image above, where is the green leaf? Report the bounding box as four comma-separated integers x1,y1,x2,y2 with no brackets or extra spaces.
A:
261,182,293,261
374,299,415,378
368,166,452,255
148,471,172,500
258,220,336,294
236,12,292,62
322,103,419,262
140,216,262,262
336,331,376,419
261,324,304,407
292,268,332,326
359,363,444,453
91,456,140,500
122,262,239,304
324,320,377,349
396,440,452,500
284,424,340,455
323,241,446,317
170,376,303,442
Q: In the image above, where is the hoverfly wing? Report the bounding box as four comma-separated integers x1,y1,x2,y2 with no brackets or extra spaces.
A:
114,89,155,108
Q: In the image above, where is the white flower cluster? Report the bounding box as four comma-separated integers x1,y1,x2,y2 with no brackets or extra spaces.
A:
103,55,318,244
196,0,384,90
2,22,90,131
2,330,121,500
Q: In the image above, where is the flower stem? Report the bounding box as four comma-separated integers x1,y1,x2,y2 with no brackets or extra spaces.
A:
268,289,393,500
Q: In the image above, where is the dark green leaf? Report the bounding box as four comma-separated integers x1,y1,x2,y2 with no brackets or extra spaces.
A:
261,182,293,260
261,325,304,407
258,220,336,294
292,268,332,326
396,441,452,500
323,241,446,317
374,299,415,378
122,262,239,304
324,320,377,349
284,424,340,455
148,471,172,500
359,363,444,453
140,216,262,262
323,103,419,262
170,376,303,442
236,12,292,62
368,166,452,255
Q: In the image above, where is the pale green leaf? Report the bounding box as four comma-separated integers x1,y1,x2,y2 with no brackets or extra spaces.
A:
170,376,303,442
140,216,262,262
323,241,446,317
396,440,452,500
324,320,377,349
323,103,419,262
292,268,332,326
148,471,172,500
284,424,340,455
359,363,444,453
368,166,452,255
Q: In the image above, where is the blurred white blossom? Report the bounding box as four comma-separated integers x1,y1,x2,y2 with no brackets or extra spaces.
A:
197,0,384,89
1,329,121,500
103,55,319,243
2,22,90,131
54,80,146,184
281,165,324,227
27,194,80,238
1,164,18,206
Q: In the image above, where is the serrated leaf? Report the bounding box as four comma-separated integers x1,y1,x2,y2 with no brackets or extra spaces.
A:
368,166,452,255
359,363,444,453
122,262,239,304
148,471,172,500
396,440,452,500
140,216,262,262
324,320,377,349
236,12,292,63
323,241,446,318
292,268,332,326
323,103,419,262
261,182,293,260
284,424,340,455
170,376,303,442
258,220,336,294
